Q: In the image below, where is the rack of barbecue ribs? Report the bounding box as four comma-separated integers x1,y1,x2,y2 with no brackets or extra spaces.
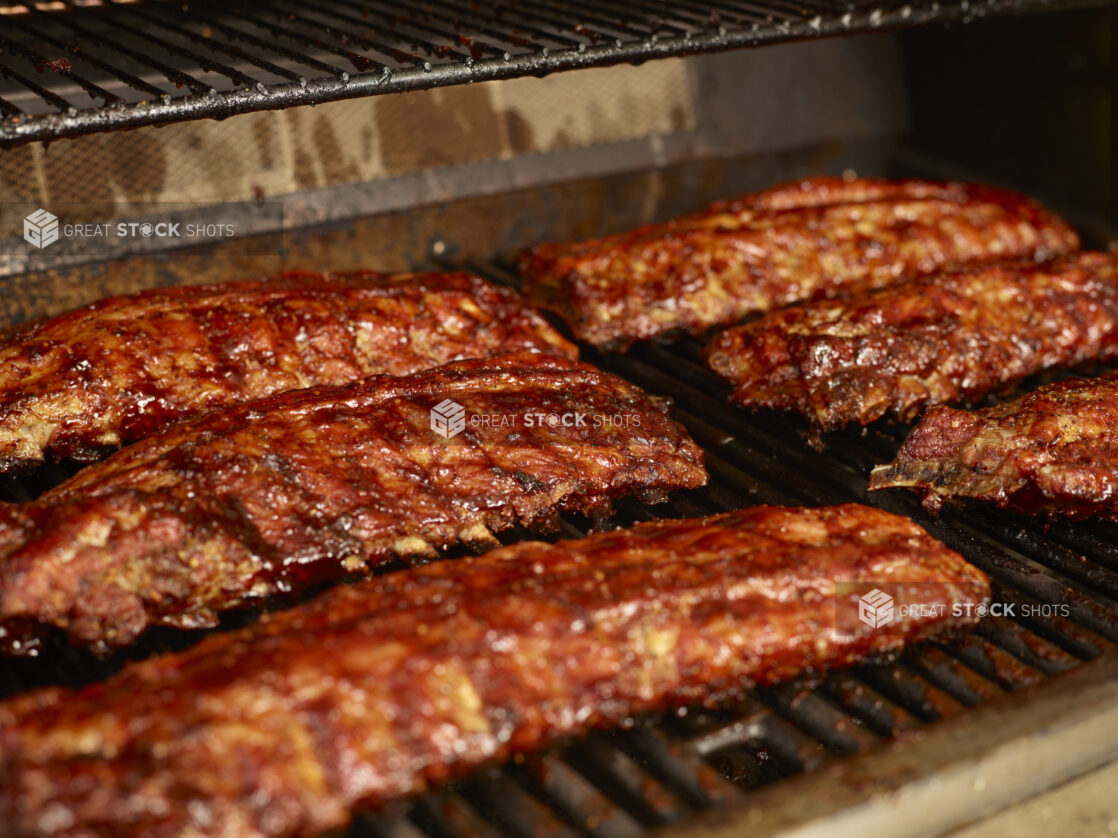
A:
518,176,1078,348
0,353,705,655
706,252,1118,440
0,271,576,473
870,374,1118,521
0,505,989,838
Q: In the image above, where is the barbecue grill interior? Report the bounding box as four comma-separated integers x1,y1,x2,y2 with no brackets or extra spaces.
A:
0,3,1115,837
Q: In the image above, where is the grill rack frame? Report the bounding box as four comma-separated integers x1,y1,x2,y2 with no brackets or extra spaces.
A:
0,0,1102,147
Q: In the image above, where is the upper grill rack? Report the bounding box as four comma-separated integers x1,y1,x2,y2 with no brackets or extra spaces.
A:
0,0,1094,147
1,257,1116,838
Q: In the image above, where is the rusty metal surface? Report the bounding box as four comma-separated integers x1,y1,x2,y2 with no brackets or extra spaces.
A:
0,139,885,327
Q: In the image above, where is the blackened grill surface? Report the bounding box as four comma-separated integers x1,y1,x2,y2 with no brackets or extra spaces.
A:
0,0,1101,147
0,261,1115,838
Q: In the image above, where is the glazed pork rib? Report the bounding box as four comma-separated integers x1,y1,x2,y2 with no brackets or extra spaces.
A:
870,375,1118,520
0,353,705,655
0,270,576,473
706,252,1118,437
0,505,989,838
517,176,1078,348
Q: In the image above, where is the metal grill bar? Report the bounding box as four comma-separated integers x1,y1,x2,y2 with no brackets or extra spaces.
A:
582,0,697,35
117,6,304,83
0,28,120,104
326,2,517,61
424,0,585,49
86,11,262,89
39,10,217,96
183,11,349,76
488,0,626,46
0,94,22,117
216,6,382,73
678,0,766,27
16,16,167,97
288,0,491,63
0,0,1104,146
529,0,665,40
263,0,472,66
0,44,76,110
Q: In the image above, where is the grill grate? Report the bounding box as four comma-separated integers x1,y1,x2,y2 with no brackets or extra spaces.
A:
0,0,1098,146
1,258,1116,837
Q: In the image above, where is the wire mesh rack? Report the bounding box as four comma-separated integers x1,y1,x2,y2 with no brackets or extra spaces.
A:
0,0,1099,147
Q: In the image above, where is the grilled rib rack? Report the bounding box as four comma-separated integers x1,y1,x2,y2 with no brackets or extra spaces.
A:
1,258,1115,838
0,0,1101,147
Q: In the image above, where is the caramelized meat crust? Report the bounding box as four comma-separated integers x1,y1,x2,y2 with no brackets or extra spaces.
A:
706,252,1118,435
0,353,705,654
0,271,576,472
517,176,1078,348
870,375,1118,520
0,504,988,838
